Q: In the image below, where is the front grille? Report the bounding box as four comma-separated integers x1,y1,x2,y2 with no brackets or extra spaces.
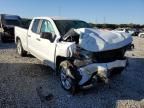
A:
92,45,128,63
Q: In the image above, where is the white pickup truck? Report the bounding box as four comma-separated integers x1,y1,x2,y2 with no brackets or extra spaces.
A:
15,17,132,93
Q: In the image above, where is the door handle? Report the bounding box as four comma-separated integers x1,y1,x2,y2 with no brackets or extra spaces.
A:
36,38,41,41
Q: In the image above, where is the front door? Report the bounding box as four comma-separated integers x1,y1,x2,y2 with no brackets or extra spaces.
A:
38,19,57,69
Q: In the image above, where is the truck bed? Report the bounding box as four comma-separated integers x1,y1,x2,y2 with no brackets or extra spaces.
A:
15,26,28,51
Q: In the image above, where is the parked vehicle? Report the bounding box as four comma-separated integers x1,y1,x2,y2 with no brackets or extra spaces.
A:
15,17,132,93
131,28,140,36
114,28,133,34
21,18,32,29
138,32,144,38
0,14,22,42
114,28,140,36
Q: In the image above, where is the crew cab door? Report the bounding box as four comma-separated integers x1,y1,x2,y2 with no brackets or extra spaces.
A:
38,19,57,69
27,19,41,57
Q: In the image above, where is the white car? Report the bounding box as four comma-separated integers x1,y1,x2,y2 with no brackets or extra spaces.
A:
138,32,144,38
15,17,132,93
114,28,134,35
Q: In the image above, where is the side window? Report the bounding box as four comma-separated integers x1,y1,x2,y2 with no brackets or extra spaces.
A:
40,20,55,33
31,19,40,33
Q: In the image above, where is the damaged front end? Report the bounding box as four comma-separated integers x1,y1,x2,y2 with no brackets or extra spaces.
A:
67,46,128,87
60,28,132,87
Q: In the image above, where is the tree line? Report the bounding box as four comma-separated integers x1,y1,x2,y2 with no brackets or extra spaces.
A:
89,23,144,30
22,18,144,30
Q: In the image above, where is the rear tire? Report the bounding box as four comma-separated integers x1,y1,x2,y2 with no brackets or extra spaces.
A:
59,60,77,94
17,39,27,56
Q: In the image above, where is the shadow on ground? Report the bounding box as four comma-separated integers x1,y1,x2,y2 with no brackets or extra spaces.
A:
0,62,56,107
0,42,16,49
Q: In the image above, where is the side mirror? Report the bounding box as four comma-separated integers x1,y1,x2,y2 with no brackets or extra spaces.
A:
40,32,56,42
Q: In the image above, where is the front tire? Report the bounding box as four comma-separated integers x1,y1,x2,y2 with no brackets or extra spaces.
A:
17,39,27,56
59,61,77,94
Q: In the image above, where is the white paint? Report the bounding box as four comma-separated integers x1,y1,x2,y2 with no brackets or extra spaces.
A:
75,28,132,52
113,28,134,35
15,16,129,74
78,59,127,85
138,32,144,37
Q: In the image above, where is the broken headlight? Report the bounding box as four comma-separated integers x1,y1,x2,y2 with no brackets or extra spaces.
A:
73,48,93,67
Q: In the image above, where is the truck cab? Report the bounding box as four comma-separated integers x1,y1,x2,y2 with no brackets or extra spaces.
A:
15,17,132,93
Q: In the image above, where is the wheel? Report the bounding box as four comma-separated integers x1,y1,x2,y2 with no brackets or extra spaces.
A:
59,61,77,94
17,39,27,56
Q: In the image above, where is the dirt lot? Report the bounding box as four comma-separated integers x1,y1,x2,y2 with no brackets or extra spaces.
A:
0,37,144,108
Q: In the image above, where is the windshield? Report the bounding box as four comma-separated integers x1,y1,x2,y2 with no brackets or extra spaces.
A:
54,20,91,35
5,19,21,26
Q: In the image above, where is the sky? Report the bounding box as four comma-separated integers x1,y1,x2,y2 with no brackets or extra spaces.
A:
0,0,144,24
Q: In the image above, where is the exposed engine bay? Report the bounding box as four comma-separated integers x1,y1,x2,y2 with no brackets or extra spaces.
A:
62,28,131,65
59,28,132,86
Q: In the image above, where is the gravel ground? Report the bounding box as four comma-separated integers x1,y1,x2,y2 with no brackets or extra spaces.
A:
0,37,144,108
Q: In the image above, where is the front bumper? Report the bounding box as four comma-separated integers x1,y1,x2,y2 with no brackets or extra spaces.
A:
78,58,127,85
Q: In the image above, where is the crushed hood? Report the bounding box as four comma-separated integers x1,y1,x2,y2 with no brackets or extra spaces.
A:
74,28,132,52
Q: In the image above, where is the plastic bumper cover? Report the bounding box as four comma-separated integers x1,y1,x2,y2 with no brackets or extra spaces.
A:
78,59,127,85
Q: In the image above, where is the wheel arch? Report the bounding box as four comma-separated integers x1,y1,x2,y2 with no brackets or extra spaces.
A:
16,36,27,56
55,56,67,71
15,36,20,44
15,36,26,51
